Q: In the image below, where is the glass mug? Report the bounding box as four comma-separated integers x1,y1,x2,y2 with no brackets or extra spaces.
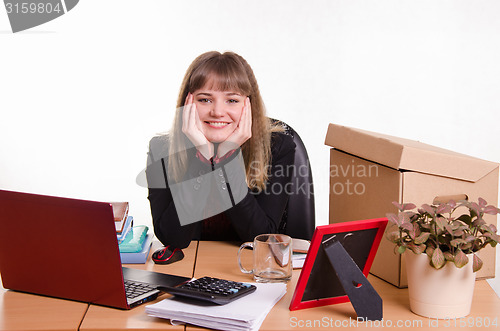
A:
237,234,292,283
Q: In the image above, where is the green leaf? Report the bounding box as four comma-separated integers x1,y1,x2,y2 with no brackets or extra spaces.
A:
392,201,403,210
483,232,500,244
491,233,500,243
386,213,400,225
484,205,500,215
443,251,454,261
431,223,443,236
462,243,472,251
401,222,413,231
473,218,486,227
473,253,483,272
409,223,421,239
464,235,475,242
421,223,431,230
386,231,401,242
480,224,496,234
421,204,436,216
425,246,434,258
450,239,466,247
397,245,406,254
453,250,469,268
435,217,447,231
457,214,472,226
402,203,416,211
478,197,487,208
444,224,454,235
414,232,430,244
472,241,483,251
408,243,426,254
400,211,411,223
392,202,416,212
436,203,452,214
470,203,481,218
431,247,445,269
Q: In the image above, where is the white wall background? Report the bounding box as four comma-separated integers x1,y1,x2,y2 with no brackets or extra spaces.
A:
1,0,499,292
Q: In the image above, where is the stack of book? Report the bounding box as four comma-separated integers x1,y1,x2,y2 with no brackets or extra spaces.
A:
291,238,310,269
112,202,153,264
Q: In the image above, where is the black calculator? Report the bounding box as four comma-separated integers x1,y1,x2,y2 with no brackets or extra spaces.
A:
159,276,257,305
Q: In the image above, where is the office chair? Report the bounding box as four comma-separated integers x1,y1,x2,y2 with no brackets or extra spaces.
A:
272,119,315,240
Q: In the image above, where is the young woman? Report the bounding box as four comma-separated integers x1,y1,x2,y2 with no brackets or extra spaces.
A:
146,51,296,262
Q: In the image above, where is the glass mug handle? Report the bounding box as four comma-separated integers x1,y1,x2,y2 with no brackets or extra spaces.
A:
237,242,254,274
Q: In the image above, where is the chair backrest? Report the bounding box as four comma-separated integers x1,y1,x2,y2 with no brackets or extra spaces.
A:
274,119,315,240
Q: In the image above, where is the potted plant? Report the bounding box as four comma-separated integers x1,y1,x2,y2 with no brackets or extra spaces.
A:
386,197,500,319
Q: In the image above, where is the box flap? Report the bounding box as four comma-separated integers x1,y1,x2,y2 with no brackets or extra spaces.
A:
325,123,499,182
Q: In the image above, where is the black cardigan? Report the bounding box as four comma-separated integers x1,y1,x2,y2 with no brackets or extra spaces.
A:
146,132,296,249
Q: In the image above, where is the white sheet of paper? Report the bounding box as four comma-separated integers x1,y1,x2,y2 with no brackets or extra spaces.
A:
146,282,286,331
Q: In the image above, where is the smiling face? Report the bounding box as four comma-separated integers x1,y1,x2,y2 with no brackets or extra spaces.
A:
193,88,246,143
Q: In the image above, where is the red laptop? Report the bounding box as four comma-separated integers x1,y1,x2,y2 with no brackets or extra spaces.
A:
0,189,189,309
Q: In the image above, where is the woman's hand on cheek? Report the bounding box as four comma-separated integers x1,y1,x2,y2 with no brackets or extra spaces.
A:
217,97,252,158
182,93,214,160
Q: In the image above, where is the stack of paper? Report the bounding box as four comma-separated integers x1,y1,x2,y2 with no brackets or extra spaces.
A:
146,282,286,331
293,252,307,269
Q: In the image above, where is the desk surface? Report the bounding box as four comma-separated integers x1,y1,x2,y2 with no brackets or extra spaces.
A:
190,241,500,331
0,285,88,331
1,240,499,331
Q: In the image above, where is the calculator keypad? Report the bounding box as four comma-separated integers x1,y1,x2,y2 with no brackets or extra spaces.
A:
180,277,252,296
161,276,257,305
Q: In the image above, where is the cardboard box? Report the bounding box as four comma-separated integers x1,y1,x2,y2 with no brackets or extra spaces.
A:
325,123,499,287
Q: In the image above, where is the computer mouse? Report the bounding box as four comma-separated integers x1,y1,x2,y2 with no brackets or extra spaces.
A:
152,246,184,265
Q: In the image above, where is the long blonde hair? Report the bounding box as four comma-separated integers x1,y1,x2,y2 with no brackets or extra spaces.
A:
168,51,282,190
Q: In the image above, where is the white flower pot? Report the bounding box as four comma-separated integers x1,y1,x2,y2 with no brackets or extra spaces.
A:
405,252,476,319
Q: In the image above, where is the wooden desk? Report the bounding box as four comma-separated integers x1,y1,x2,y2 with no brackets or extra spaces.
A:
79,240,197,331
0,278,88,331
189,241,500,331
2,240,499,330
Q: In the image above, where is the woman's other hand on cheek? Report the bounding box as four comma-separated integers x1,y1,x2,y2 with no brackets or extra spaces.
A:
217,97,252,158
182,93,214,159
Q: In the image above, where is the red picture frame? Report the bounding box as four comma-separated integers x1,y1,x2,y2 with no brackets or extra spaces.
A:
289,218,388,311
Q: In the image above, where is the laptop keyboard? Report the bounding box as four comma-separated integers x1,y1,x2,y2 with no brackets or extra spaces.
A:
124,279,158,299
